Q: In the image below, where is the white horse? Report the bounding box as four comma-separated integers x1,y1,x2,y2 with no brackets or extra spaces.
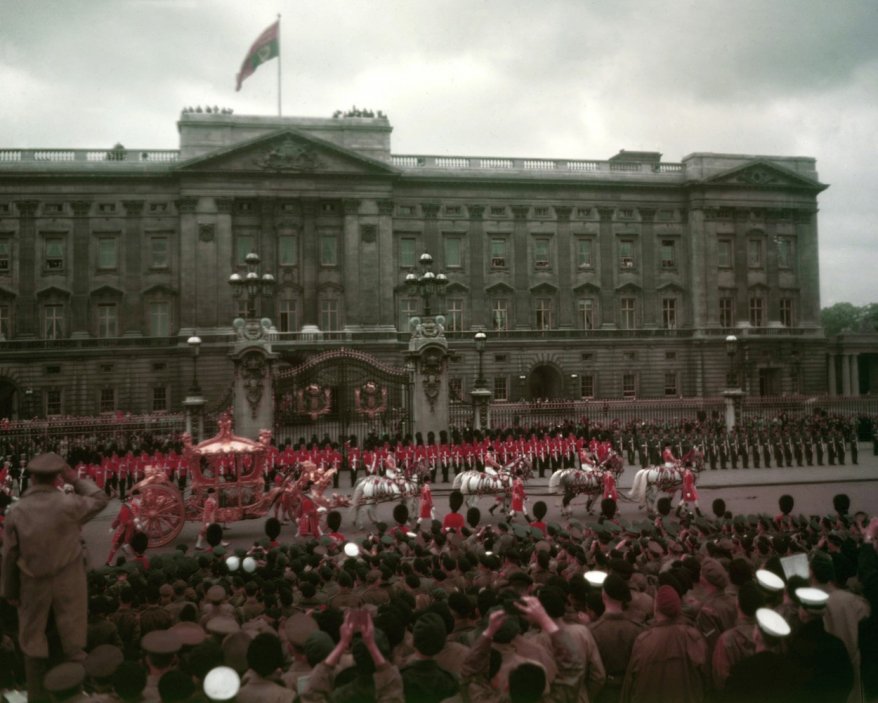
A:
451,457,531,509
628,449,704,513
548,468,616,517
350,474,419,529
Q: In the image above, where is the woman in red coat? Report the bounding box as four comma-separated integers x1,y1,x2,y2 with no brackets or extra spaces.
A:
507,472,528,522
419,477,434,525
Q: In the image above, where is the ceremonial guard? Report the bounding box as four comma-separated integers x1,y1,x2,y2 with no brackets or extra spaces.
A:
297,482,321,538
419,475,434,526
507,471,528,522
105,489,142,565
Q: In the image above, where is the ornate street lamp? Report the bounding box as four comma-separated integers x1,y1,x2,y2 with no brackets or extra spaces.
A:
187,335,202,395
474,331,487,388
405,252,448,317
725,334,738,387
228,251,276,319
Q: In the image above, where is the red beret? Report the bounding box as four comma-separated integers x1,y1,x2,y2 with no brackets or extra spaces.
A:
655,585,681,619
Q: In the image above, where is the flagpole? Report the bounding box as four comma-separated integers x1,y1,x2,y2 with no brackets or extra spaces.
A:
277,14,282,117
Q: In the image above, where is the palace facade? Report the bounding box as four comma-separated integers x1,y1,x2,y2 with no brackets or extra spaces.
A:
0,111,837,419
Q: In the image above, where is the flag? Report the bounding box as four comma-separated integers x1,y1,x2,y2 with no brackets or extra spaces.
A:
236,20,279,91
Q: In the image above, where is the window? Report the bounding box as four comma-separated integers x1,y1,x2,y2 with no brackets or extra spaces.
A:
97,238,118,270
577,298,596,330
278,235,297,267
399,238,416,268
660,240,677,269
320,299,340,331
619,240,636,269
45,388,62,416
580,374,595,399
493,376,509,402
44,304,64,339
0,304,10,338
97,303,118,338
152,386,169,412
533,207,550,218
622,373,637,398
398,205,415,216
661,298,677,329
576,208,591,218
620,297,636,330
490,206,506,217
444,238,462,268
45,238,65,272
236,233,255,264
749,297,764,327
780,298,794,327
664,372,678,396
98,203,116,213
777,238,795,269
445,205,462,215
399,297,418,332
492,299,509,331
535,298,554,330
278,297,298,333
748,238,763,268
719,296,735,328
149,236,169,269
534,238,550,269
149,302,170,337
717,239,733,269
577,238,593,268
490,239,507,268
320,235,338,267
99,387,116,414
447,298,463,333
0,239,10,273
149,202,168,213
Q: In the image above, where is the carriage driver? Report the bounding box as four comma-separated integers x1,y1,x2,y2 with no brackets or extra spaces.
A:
383,450,399,480
662,443,678,468
483,447,502,477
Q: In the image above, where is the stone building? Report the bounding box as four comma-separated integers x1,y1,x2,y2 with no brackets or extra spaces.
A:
0,111,833,419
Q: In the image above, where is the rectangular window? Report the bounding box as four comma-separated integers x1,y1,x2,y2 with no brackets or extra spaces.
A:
664,372,678,396
717,239,733,269
45,238,65,272
748,239,763,268
97,303,118,338
622,373,637,398
320,235,338,267
719,296,735,328
620,297,636,330
399,238,416,268
535,298,554,330
444,238,462,268
99,387,116,414
662,298,677,329
97,238,118,270
577,238,593,268
577,298,595,330
45,388,62,416
236,233,255,264
749,297,764,327
398,205,415,216
492,299,509,332
149,236,169,269
447,298,463,333
320,299,340,331
580,374,595,399
777,238,795,269
534,238,550,269
490,238,507,268
152,386,169,412
399,297,418,332
619,240,635,269
780,298,794,327
0,239,10,273
278,235,297,267
44,304,64,339
490,206,506,217
493,376,509,402
576,207,591,218
0,304,10,338
445,205,462,215
533,207,550,217
149,302,170,337
278,298,298,333
660,240,676,269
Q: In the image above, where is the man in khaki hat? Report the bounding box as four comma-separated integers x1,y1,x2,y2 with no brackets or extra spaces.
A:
1,451,109,702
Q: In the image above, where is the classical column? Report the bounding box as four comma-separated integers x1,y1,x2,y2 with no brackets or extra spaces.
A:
841,354,851,396
376,199,396,327
468,205,487,327
827,353,837,396
357,209,381,327
342,199,361,328
301,198,319,328
597,207,616,328
765,220,780,323
15,200,39,337
176,196,199,332
555,206,573,328
639,208,657,327
511,205,530,329
851,353,860,397
121,200,144,335
796,209,820,325
421,203,440,258
70,200,92,337
214,197,235,326
734,208,749,326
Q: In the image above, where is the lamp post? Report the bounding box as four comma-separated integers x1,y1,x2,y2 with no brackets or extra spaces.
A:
723,334,743,430
405,252,448,317
184,335,205,442
725,335,738,387
228,251,276,319
187,336,202,395
474,332,487,388
471,331,491,430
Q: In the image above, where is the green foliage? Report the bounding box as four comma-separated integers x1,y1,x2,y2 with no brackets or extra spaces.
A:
821,302,878,336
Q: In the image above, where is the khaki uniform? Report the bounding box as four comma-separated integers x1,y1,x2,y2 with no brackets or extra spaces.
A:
1,478,108,658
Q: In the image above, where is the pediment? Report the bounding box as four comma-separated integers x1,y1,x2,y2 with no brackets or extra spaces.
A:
656,282,685,293
701,160,827,192
0,285,16,299
572,282,601,294
615,282,642,293
485,282,515,295
530,282,558,294
36,285,72,299
445,281,469,294
175,128,398,177
143,284,178,298
90,285,125,299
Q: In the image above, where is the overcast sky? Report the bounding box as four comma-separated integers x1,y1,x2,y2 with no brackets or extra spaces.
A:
2,0,876,306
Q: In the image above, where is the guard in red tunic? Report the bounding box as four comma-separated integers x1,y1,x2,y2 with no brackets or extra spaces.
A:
677,467,702,516
419,476,434,525
297,482,321,538
662,444,678,467
602,471,619,502
508,472,528,522
105,489,142,565
195,488,220,550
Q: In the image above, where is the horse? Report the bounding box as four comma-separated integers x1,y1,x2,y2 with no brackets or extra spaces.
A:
350,463,428,529
451,456,532,509
548,468,618,517
628,447,705,514
578,450,625,478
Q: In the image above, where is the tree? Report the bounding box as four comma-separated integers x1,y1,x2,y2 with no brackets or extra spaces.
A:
821,302,878,336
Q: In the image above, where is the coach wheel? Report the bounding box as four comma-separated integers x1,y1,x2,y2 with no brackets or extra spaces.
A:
139,483,185,548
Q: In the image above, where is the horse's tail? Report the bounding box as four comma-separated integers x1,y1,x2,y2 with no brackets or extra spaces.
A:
350,481,365,510
548,469,566,494
451,473,463,491
628,469,647,504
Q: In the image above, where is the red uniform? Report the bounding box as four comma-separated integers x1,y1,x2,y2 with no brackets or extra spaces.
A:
681,468,698,502
603,472,619,502
419,483,434,520
297,495,320,538
510,478,526,513
106,497,142,564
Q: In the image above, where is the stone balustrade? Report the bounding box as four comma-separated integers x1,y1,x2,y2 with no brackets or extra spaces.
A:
391,154,685,174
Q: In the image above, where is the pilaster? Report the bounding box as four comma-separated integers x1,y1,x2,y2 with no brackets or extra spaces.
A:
122,200,144,335
421,203,440,260
70,200,92,336
639,208,657,327
597,207,616,328
554,206,573,328
176,196,199,331
15,200,39,336
468,204,487,327
376,199,395,327
215,197,235,326
342,198,361,328
302,198,319,327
